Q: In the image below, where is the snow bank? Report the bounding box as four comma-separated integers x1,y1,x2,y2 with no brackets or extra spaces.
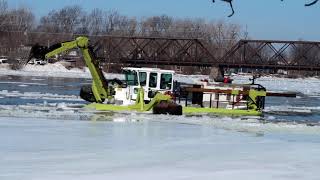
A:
23,62,77,73
0,62,90,78
0,62,123,79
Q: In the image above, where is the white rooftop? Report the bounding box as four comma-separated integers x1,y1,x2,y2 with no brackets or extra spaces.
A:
123,67,175,74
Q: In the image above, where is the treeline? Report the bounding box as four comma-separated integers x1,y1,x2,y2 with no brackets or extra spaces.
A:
0,0,242,44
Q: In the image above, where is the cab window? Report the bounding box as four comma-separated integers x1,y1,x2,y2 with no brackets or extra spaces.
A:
139,72,147,86
125,71,138,86
160,73,172,90
149,73,158,88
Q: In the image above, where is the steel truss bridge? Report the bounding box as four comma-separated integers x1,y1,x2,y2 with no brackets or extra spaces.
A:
1,31,320,71
96,37,320,71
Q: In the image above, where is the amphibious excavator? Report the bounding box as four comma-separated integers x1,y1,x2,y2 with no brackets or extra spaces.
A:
27,36,283,116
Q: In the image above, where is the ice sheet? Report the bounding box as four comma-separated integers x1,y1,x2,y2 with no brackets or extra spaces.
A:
0,116,320,180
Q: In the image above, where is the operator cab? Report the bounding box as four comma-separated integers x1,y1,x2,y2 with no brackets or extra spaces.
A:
114,67,175,105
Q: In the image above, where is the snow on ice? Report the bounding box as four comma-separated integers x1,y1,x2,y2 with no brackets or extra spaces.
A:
1,115,320,180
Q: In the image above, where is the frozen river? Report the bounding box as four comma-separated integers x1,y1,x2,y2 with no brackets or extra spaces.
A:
1,74,320,180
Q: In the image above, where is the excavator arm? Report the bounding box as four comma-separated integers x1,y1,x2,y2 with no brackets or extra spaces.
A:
27,36,109,103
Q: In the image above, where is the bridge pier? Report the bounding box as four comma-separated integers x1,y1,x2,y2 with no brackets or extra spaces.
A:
209,66,225,82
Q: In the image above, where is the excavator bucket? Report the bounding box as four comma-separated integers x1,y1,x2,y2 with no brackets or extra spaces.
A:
26,43,62,64
26,44,48,64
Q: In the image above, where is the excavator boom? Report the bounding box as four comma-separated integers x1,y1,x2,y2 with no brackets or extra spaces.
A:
27,36,108,103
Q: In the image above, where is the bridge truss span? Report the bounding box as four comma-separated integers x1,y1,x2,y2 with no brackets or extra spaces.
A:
94,36,219,67
220,39,320,71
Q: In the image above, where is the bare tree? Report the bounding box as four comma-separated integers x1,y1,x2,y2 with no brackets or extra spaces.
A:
105,10,120,34
38,5,84,33
8,8,34,31
0,0,7,14
0,1,34,32
0,0,8,30
87,8,104,35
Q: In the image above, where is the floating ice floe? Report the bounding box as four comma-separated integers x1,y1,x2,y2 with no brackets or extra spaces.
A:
232,75,320,96
0,90,84,102
264,105,320,115
0,81,48,86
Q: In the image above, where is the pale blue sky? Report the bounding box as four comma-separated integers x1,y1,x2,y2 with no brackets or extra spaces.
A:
7,0,320,41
